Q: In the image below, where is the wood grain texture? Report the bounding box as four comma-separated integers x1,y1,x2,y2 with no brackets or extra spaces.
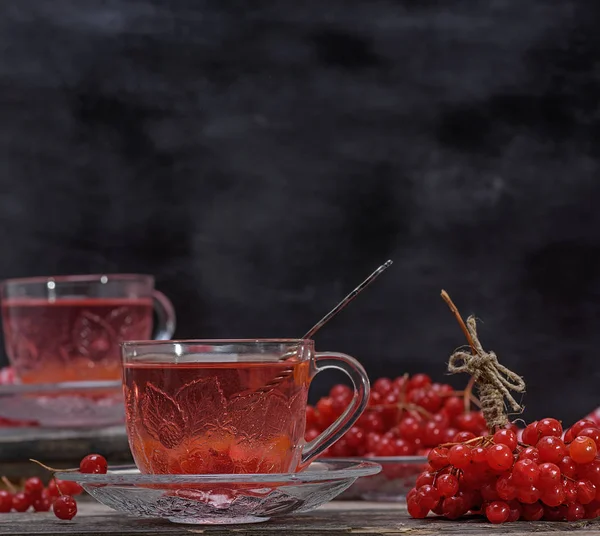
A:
0,500,598,536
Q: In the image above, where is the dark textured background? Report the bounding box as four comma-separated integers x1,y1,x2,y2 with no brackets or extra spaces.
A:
0,0,598,425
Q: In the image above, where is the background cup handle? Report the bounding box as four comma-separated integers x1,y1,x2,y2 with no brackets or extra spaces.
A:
300,352,370,468
151,290,176,340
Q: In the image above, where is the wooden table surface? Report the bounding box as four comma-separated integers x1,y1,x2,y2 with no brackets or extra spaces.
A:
1,500,599,536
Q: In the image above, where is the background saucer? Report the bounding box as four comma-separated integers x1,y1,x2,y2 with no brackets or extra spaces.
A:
0,380,124,427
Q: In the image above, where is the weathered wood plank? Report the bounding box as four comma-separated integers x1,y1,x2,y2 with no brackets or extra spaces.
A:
0,425,132,467
0,500,598,536
0,426,132,479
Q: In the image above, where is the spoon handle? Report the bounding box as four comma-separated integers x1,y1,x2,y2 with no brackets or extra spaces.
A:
302,259,393,339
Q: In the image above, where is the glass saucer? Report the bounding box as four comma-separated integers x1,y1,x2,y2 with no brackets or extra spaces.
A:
56,460,381,525
0,380,124,427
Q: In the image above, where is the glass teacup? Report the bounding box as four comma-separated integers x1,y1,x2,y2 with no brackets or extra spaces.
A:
121,339,369,474
1,274,175,384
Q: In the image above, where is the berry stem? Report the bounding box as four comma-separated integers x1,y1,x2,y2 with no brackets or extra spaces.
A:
1,476,16,494
441,290,478,353
29,459,76,473
463,376,476,413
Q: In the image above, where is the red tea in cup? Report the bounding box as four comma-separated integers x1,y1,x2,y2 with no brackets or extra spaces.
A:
122,340,369,474
1,275,175,384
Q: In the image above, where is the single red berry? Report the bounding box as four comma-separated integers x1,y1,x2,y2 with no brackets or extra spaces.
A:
344,426,365,450
24,477,44,498
570,436,598,464
576,480,597,505
486,444,514,471
427,447,449,470
517,485,541,504
507,500,522,522
305,428,319,442
398,416,422,441
442,495,468,520
578,427,600,449
522,421,539,445
80,453,108,474
453,430,476,442
373,435,396,457
47,479,59,498
436,473,459,497
558,455,577,478
12,492,31,512
564,480,579,503
0,490,12,513
496,473,517,501
53,495,77,520
59,480,84,496
330,383,353,400
422,421,445,447
493,429,518,451
360,412,385,434
415,471,435,488
392,437,416,456
444,397,464,415
536,436,567,464
365,432,382,453
372,378,393,396
447,444,472,469
408,373,431,390
32,490,52,512
540,482,566,507
565,419,596,443
536,418,563,438
485,500,510,524
512,459,540,487
520,501,544,521
471,446,488,464
518,446,540,463
566,502,586,522
416,484,440,511
407,496,428,519
538,462,561,487
316,398,337,428
453,411,482,434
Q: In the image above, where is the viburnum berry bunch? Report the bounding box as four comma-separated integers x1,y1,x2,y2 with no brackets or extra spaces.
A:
0,475,83,516
12,453,109,520
407,291,600,523
306,374,491,458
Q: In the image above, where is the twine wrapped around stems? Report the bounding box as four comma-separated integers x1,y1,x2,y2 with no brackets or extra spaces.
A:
448,316,525,430
441,290,526,431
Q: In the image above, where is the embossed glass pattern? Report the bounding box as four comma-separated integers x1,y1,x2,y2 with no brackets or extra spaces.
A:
121,339,369,475
56,460,381,525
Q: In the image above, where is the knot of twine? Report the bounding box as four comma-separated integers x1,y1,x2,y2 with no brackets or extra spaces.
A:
448,316,526,430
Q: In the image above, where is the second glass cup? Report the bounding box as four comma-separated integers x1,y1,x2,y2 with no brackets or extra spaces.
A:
1,274,176,384
121,339,369,474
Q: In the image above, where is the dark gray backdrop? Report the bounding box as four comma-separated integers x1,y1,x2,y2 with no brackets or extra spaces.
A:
0,0,598,425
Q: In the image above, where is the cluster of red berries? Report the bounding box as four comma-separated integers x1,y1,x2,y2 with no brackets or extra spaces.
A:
0,453,107,520
0,476,82,518
408,418,600,523
306,374,488,457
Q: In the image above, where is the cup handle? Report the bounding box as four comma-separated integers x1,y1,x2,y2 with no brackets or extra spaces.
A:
151,290,176,340
300,352,370,468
